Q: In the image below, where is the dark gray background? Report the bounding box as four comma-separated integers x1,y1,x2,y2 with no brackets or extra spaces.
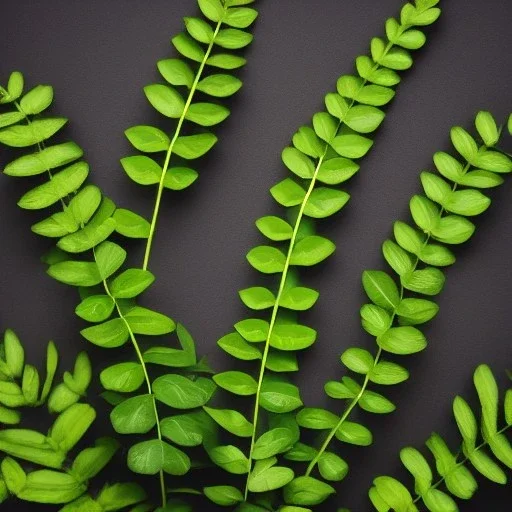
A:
0,0,511,510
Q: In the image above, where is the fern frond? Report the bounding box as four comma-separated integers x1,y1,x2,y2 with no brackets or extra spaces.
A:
291,111,512,507
369,364,512,512
120,0,258,270
202,0,442,508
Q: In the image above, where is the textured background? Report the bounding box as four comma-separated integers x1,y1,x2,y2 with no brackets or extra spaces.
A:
1,0,512,510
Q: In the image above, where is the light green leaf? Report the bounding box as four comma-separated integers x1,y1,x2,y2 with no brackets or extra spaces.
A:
209,444,249,474
317,157,359,185
318,452,348,482
401,267,445,295
153,374,212,409
377,326,427,355
213,371,257,396
121,155,161,185
215,28,253,49
444,189,490,216
341,347,374,374
410,195,439,232
185,102,230,126
20,85,53,115
0,111,24,129
382,240,414,276
296,408,338,430
247,245,286,274
50,403,96,452
4,142,83,177
253,428,295,459
239,285,275,310
110,394,156,434
256,216,293,241
304,188,350,218
248,465,294,493
173,133,217,159
359,390,395,414
331,134,373,158
100,362,145,393
366,309,394,340
224,7,258,28
94,241,126,279
203,407,253,437
282,147,315,179
260,376,302,413
110,269,155,299
128,439,190,476
3,329,24,378
204,485,243,506
235,318,269,342
48,260,102,287
198,0,224,21
451,126,478,161
0,117,67,147
271,178,306,207
75,295,115,322
369,361,409,385
400,447,432,496
197,74,242,97
206,53,247,69
164,166,199,190
158,58,194,88
218,332,261,360
312,112,338,142
292,126,323,158
113,209,151,238
172,33,205,62
71,438,119,483
18,161,89,210
279,286,319,311
125,125,170,153
344,105,384,133
184,16,214,44
81,318,129,348
269,324,317,351
283,476,335,506
290,235,335,265
362,270,400,311
396,298,439,325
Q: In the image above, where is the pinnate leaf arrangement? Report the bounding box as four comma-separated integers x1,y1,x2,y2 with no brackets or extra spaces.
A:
0,0,511,511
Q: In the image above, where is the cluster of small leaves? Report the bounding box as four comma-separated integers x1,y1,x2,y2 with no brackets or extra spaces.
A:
292,111,512,507
370,365,512,511
202,0,442,509
0,329,146,510
122,0,258,269
49,239,218,508
0,72,147,259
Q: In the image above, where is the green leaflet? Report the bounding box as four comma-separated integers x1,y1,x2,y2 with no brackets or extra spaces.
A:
209,0,442,506
370,365,512,512
295,110,512,508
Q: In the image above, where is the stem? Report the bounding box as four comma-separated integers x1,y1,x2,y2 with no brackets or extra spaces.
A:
101,277,167,507
412,424,512,504
244,147,331,499
142,13,226,271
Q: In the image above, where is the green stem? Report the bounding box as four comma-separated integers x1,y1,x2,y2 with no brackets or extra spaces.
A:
306,163,472,477
412,424,512,504
244,146,331,499
101,278,167,507
142,13,226,271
